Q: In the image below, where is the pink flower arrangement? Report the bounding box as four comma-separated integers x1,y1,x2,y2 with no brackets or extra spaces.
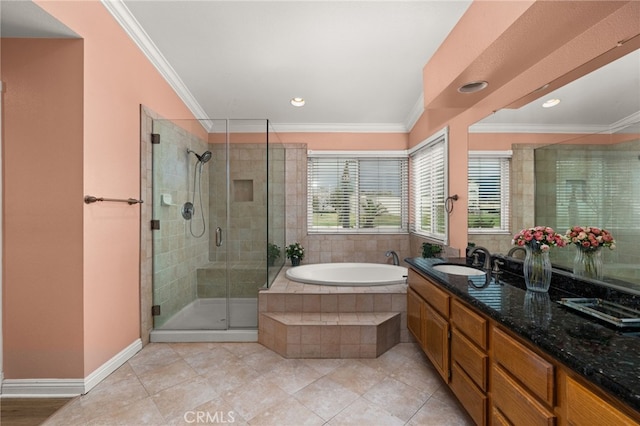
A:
512,226,567,251
565,226,615,252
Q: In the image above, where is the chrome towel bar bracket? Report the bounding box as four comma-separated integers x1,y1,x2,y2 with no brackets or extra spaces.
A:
84,195,143,205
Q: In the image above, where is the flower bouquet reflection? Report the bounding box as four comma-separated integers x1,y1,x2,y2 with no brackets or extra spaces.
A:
524,291,552,329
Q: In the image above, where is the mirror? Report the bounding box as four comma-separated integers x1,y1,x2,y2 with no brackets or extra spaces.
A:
470,48,640,292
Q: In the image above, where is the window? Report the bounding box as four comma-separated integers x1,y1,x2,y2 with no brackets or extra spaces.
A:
307,152,408,233
467,152,511,233
410,129,448,242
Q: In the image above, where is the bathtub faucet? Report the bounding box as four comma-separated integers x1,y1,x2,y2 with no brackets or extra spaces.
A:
385,250,400,266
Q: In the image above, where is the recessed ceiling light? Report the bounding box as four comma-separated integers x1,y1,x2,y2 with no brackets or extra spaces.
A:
290,97,305,107
542,98,561,108
457,80,488,94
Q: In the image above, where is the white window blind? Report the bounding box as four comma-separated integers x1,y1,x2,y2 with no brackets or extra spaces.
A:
410,133,447,241
468,156,511,232
307,156,408,233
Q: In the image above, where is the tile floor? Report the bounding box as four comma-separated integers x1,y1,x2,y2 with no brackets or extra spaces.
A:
44,342,473,425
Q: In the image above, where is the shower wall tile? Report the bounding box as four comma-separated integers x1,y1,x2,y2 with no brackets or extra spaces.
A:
147,118,212,328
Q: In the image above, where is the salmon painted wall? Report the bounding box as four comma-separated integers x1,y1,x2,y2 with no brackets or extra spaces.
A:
30,0,198,377
2,39,85,378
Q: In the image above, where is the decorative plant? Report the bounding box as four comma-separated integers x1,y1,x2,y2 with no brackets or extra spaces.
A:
267,243,281,266
511,226,567,251
422,242,442,258
565,226,615,251
285,242,305,260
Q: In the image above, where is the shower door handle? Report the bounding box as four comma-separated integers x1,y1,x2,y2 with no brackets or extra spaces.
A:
215,227,223,247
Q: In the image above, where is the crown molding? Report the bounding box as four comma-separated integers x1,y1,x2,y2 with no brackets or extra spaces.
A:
468,122,609,134
101,0,209,121
610,111,640,134
469,111,640,135
404,93,424,132
270,122,408,133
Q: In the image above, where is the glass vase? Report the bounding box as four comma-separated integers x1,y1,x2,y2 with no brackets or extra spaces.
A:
523,246,552,292
573,247,603,280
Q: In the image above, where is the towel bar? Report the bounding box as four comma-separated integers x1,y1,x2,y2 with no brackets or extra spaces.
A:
84,195,143,205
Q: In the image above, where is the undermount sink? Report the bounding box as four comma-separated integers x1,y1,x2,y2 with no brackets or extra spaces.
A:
432,263,486,276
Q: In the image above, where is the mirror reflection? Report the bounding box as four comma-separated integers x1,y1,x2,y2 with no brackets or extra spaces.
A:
470,48,640,292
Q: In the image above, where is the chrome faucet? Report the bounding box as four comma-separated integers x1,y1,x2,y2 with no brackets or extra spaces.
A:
385,250,400,266
468,246,492,270
507,246,526,258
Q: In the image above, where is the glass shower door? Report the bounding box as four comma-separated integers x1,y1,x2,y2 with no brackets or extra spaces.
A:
151,118,228,330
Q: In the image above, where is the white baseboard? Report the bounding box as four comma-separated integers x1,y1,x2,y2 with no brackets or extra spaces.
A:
1,338,142,397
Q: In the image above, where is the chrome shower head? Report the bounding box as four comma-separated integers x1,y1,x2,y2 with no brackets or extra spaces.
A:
199,150,212,164
187,149,212,164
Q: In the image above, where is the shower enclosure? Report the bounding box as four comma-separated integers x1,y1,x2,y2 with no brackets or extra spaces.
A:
149,118,285,342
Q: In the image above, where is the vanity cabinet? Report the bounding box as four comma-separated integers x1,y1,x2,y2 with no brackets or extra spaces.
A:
407,269,450,383
562,373,639,426
491,326,555,425
406,266,640,426
450,299,489,425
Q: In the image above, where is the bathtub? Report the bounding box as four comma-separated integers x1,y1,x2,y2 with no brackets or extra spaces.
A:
285,262,408,286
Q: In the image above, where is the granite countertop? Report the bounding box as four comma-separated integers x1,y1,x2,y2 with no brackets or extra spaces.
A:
405,256,640,413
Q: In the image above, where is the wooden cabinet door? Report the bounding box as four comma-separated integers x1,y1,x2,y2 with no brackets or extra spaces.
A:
407,287,423,345
423,302,450,383
565,376,639,426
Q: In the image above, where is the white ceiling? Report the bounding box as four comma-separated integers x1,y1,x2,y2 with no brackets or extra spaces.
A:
2,0,639,134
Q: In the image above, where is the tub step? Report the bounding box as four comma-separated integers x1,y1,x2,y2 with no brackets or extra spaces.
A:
259,312,400,358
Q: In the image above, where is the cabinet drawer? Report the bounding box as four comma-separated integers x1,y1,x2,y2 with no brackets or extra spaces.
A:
452,328,488,391
566,375,639,426
408,269,449,317
451,362,487,426
492,327,554,406
491,406,511,426
451,299,488,350
492,364,555,426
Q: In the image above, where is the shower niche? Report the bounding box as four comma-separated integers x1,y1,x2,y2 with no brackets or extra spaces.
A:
148,118,285,341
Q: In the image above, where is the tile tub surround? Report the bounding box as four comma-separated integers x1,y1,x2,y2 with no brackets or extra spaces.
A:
259,268,409,358
407,256,640,415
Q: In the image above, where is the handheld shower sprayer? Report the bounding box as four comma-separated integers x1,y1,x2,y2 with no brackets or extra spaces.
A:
187,148,212,164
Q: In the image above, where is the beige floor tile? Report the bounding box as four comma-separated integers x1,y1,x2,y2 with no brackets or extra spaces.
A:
128,343,181,376
389,357,443,395
327,397,405,426
138,359,198,395
326,360,387,394
204,357,262,394
362,376,430,422
70,375,150,423
239,345,287,374
261,359,324,394
300,357,346,375
406,395,473,426
182,346,239,376
248,398,325,426
168,396,248,426
220,375,290,421
40,341,470,426
85,396,165,426
151,377,218,422
293,376,360,421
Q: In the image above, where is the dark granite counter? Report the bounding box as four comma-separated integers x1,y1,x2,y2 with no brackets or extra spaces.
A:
405,256,640,413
